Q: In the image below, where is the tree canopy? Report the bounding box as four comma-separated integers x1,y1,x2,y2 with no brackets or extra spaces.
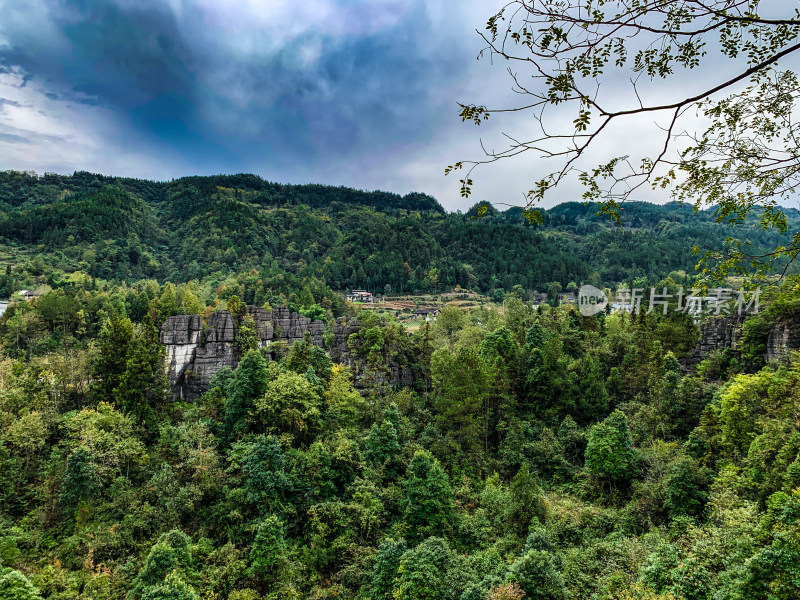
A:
449,0,800,279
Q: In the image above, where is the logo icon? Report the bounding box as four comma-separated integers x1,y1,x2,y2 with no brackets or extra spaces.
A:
578,285,607,316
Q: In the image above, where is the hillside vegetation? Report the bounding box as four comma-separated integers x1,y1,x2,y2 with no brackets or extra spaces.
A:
2,171,800,599
2,170,797,298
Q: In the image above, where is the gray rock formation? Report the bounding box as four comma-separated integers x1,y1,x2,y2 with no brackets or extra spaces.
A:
765,318,800,363
696,314,746,358
161,306,326,400
328,315,413,389
246,306,274,341
161,309,417,400
696,312,800,365
330,316,361,364
189,310,238,399
160,314,202,400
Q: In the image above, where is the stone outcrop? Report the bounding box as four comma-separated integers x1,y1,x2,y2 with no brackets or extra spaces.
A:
328,315,414,389
696,312,800,365
696,314,746,359
246,306,274,341
161,309,417,400
160,314,202,400
765,318,800,363
188,310,238,399
330,316,361,364
161,306,325,400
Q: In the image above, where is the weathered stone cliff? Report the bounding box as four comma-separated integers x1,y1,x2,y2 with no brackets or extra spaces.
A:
160,306,325,400
765,317,800,363
696,312,800,364
329,315,414,389
161,314,203,399
330,316,361,365
696,314,746,358
161,309,417,400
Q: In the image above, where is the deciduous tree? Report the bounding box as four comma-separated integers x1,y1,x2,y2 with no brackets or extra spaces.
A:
450,0,800,279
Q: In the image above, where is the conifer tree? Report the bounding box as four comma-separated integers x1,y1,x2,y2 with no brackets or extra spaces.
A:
250,515,287,583
220,350,270,445
115,315,168,421
92,313,134,402
525,321,547,349
59,447,100,510
368,538,407,600
509,463,546,535
403,451,454,540
241,435,293,507
585,410,637,487
365,420,400,465
394,537,453,600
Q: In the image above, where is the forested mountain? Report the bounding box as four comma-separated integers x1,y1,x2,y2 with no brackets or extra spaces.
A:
1,170,797,296
3,170,800,600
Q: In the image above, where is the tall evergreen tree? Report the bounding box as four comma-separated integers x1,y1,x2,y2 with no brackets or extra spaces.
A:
92,313,134,403
394,537,454,600
115,315,168,421
509,463,546,535
368,538,407,600
585,409,637,488
59,447,100,511
220,350,270,445
403,451,454,541
250,515,287,584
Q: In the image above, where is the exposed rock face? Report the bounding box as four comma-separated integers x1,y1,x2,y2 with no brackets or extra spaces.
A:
696,314,746,358
696,312,800,365
766,318,800,363
310,320,325,345
272,306,325,346
389,363,414,388
161,309,417,400
161,306,325,400
330,316,361,364
328,315,414,389
189,310,238,399
160,314,202,400
246,306,274,341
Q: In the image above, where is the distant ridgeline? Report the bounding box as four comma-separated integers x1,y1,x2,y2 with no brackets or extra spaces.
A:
0,171,444,212
1,170,799,295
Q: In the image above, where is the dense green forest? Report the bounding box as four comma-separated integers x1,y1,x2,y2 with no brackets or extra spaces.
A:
1,170,797,300
2,170,800,599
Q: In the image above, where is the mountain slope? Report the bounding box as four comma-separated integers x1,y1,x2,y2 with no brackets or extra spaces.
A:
1,170,797,292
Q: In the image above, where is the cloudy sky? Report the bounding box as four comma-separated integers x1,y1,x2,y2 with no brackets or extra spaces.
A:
0,0,778,211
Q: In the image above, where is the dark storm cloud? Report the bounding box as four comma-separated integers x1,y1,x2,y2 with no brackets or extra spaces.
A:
0,132,28,143
0,0,476,186
1,0,195,105
4,1,750,208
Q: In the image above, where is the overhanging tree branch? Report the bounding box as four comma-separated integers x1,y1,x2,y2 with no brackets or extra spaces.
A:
447,0,800,281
